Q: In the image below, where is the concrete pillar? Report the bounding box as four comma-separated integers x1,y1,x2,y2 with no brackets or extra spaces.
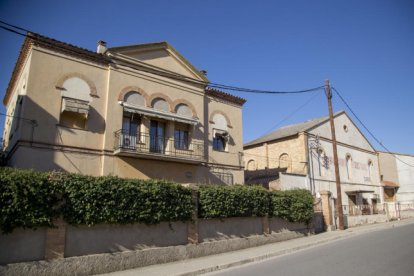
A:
320,190,333,231
187,189,199,244
44,217,66,260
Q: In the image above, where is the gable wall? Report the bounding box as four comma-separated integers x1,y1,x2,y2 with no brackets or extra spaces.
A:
309,113,374,152
117,49,200,80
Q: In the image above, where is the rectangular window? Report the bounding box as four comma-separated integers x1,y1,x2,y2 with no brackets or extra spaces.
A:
213,130,228,152
213,135,225,151
121,113,141,149
174,129,189,150
150,120,165,153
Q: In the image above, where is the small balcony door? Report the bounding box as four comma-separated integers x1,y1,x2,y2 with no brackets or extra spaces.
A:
150,120,165,153
122,114,140,149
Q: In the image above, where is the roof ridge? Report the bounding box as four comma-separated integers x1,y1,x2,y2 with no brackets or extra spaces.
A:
244,111,345,147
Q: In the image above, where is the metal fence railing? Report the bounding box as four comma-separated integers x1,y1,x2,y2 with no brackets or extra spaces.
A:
342,201,414,218
342,204,386,216
114,130,205,161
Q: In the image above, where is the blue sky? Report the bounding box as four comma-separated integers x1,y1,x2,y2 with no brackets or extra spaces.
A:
0,0,413,154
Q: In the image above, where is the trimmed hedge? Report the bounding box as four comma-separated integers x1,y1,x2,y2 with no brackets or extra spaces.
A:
0,168,193,233
54,173,193,226
0,167,61,233
198,185,269,218
0,167,315,233
269,189,314,225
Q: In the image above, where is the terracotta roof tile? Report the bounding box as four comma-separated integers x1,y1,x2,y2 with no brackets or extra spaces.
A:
205,87,246,106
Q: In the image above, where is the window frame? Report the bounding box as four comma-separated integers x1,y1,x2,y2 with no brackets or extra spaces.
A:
213,132,227,152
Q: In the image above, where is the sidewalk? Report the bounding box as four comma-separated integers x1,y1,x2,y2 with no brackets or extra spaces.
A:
102,218,414,276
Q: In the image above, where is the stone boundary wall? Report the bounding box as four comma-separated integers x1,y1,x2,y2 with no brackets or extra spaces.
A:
344,214,388,228
0,216,311,266
0,218,310,275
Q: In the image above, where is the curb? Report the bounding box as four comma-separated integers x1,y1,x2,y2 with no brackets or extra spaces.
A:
175,218,414,276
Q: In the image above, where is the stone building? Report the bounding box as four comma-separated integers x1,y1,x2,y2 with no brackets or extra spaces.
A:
2,33,246,185
378,151,414,203
244,111,382,207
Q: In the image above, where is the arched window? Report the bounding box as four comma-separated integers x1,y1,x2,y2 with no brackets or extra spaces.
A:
247,160,256,171
317,148,326,176
175,104,192,117
212,113,229,152
368,160,373,181
279,153,291,172
172,104,193,150
346,154,352,180
60,76,92,129
152,98,169,112
124,91,145,106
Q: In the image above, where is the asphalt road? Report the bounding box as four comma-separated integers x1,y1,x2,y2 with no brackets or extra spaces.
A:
206,223,414,276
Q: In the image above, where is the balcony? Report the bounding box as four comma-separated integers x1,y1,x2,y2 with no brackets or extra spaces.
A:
114,130,205,163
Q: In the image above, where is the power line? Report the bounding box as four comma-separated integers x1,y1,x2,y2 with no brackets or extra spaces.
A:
0,112,37,124
257,92,321,137
0,19,325,95
332,86,414,168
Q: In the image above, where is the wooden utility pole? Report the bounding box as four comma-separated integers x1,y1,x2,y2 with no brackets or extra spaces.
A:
326,80,345,230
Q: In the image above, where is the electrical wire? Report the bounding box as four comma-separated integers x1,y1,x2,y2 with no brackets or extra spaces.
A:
332,86,414,168
0,19,325,95
257,92,321,137
0,112,37,124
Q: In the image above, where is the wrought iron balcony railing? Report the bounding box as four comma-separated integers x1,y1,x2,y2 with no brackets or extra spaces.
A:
114,130,205,162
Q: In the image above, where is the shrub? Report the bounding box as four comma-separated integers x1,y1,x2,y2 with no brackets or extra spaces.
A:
0,167,61,233
269,189,314,224
198,185,269,218
54,173,193,226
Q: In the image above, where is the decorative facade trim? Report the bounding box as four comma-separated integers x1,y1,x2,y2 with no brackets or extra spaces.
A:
56,72,98,97
171,99,198,119
118,86,150,104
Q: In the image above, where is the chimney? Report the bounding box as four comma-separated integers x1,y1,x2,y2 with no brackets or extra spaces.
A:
97,40,107,54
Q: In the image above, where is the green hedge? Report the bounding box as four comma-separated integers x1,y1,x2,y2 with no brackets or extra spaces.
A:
0,167,61,233
55,173,193,226
198,185,269,218
0,167,315,233
269,189,314,225
0,168,193,233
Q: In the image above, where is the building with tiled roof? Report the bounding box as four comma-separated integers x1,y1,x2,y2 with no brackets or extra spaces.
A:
2,33,246,185
244,111,384,227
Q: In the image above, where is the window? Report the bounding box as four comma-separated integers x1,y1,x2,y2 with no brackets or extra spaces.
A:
152,98,169,111
367,160,373,181
175,104,192,117
213,131,228,151
212,113,229,152
175,129,189,150
150,120,165,153
247,160,256,171
125,91,145,106
59,77,92,129
279,153,291,172
343,124,348,132
60,97,89,129
121,113,141,148
346,154,352,180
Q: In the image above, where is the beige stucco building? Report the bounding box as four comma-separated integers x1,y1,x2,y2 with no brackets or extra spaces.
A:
244,111,383,207
378,151,414,203
2,33,246,185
